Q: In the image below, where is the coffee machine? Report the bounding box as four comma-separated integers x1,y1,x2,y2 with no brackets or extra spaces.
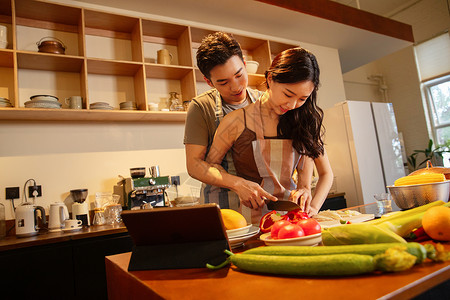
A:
117,166,171,210
70,189,90,226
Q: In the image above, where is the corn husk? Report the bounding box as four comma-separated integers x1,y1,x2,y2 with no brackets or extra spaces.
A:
322,223,406,246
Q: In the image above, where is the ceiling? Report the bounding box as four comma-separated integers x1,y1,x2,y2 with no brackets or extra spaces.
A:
71,0,416,73
332,0,417,17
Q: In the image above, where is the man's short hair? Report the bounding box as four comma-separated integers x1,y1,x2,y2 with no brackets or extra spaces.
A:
196,32,244,79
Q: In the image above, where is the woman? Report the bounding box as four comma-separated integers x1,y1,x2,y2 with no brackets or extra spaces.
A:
206,47,333,223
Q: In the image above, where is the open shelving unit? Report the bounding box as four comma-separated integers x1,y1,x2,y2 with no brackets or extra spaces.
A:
0,0,298,122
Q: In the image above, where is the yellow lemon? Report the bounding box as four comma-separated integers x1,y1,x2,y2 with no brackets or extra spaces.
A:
220,209,247,230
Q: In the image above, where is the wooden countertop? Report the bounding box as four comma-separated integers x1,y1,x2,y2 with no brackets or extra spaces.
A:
105,239,450,300
0,224,128,252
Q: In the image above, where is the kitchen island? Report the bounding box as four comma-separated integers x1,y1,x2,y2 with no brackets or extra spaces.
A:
105,239,449,300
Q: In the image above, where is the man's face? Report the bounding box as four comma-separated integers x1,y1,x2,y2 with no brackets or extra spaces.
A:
205,55,248,105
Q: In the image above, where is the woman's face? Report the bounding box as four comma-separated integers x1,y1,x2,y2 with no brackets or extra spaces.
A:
267,77,315,115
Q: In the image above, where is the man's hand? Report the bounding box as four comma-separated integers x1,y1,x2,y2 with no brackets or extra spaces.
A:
233,179,277,209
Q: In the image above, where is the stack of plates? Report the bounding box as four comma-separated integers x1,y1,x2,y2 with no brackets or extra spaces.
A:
0,97,13,108
226,225,260,249
119,101,137,110
25,95,61,109
90,102,114,110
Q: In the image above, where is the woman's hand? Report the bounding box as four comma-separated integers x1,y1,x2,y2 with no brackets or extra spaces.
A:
289,188,312,211
234,179,277,209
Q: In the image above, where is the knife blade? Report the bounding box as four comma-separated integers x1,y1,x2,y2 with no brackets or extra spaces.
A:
266,200,300,211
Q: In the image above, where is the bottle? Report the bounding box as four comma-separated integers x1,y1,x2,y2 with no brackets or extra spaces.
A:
0,202,5,239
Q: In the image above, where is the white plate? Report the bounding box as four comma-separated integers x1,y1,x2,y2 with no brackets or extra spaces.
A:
260,232,322,246
62,226,82,233
226,224,252,238
228,225,260,249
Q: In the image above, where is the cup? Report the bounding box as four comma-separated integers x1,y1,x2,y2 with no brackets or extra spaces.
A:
157,49,173,65
374,193,392,217
65,96,83,109
64,219,82,229
148,103,158,111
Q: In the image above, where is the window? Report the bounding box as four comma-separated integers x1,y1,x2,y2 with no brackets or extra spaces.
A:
415,32,450,167
423,75,450,166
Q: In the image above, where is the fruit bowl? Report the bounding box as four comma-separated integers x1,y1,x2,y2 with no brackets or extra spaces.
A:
260,232,322,246
226,224,252,238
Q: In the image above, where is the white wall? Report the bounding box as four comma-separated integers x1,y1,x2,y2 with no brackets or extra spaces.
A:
342,0,449,164
0,3,345,220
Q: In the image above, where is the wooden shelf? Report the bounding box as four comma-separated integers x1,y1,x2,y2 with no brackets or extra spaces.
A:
17,51,84,72
0,108,187,122
0,0,299,123
0,50,13,68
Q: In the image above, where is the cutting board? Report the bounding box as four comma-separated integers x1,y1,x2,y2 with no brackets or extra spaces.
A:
318,213,375,228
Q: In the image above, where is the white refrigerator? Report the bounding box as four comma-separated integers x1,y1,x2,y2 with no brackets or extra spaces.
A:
323,101,406,214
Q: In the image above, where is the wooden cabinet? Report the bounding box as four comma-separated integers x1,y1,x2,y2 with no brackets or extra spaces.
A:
0,0,298,122
0,231,133,299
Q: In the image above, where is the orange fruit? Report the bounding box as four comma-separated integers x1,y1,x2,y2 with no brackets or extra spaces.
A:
422,206,450,241
220,209,247,230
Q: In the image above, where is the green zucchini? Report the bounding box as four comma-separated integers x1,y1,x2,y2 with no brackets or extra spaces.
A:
229,253,375,276
242,242,427,264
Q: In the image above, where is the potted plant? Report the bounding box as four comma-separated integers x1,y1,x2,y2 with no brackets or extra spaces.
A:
407,139,450,172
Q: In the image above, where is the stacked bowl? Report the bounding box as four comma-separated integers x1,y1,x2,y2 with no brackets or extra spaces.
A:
90,102,114,110
0,97,13,108
119,101,137,110
25,95,61,109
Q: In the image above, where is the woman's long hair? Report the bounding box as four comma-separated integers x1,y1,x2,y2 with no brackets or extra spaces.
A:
265,47,324,159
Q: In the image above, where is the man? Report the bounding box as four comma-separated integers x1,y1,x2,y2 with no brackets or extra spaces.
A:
184,32,277,216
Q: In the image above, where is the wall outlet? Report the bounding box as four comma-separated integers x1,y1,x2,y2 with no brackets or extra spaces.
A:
28,185,42,197
6,187,20,199
171,176,180,186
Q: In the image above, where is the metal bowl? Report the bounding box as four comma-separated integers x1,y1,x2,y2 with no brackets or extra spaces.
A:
387,181,450,210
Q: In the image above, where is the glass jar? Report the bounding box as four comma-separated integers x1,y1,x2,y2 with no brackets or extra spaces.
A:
168,92,183,111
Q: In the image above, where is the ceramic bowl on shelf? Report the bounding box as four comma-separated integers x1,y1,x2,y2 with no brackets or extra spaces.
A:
245,61,259,74
259,232,322,246
90,102,114,110
24,99,62,109
30,95,59,102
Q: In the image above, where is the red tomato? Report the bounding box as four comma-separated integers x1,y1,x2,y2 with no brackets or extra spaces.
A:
277,224,305,239
297,218,322,236
270,220,291,239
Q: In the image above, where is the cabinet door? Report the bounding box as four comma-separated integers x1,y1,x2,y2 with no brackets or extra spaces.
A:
72,233,133,300
0,243,74,299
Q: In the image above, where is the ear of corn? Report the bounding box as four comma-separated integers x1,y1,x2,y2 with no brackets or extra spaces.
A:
394,173,446,186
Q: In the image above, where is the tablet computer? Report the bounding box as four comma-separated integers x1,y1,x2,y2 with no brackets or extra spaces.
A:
122,203,230,271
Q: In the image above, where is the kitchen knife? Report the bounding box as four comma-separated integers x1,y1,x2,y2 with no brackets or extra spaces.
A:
266,200,300,211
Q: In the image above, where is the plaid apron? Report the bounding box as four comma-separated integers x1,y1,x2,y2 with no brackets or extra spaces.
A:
245,97,301,224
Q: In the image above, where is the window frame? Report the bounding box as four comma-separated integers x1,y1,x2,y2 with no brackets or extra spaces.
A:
422,74,450,145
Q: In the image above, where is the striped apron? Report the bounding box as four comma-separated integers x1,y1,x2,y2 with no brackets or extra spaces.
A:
244,97,301,224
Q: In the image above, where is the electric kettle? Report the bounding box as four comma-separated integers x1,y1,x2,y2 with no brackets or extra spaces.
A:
48,202,69,232
15,202,46,237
